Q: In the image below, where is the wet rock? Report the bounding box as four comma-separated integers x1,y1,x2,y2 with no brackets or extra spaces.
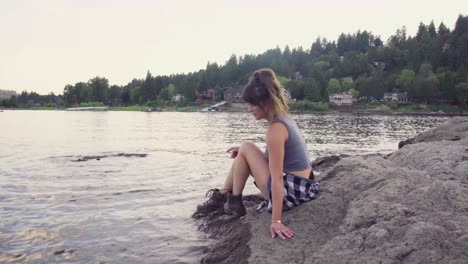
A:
54,250,65,255
311,154,349,172
195,117,468,264
71,153,148,162
53,249,75,255
193,195,263,264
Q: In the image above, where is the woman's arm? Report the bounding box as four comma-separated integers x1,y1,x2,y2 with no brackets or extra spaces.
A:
266,122,295,239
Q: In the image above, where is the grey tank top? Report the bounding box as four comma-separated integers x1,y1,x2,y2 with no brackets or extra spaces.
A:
265,115,311,172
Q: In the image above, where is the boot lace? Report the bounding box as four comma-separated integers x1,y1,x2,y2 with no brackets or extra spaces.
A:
202,188,218,206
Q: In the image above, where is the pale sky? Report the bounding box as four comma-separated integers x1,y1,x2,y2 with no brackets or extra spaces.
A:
0,0,466,95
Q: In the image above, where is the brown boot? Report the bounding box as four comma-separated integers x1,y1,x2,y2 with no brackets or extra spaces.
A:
196,188,226,214
224,193,246,217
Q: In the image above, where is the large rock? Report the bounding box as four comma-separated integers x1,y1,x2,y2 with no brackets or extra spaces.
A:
398,116,468,148
196,117,468,264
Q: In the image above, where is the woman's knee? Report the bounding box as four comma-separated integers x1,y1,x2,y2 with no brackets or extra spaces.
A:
239,140,259,155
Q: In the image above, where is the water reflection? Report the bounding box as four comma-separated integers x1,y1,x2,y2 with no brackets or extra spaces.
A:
0,111,448,263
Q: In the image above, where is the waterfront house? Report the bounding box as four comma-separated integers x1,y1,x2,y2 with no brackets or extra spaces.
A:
383,92,393,101
384,91,408,104
372,61,389,71
293,71,304,80
172,94,184,102
196,89,217,104
329,92,354,106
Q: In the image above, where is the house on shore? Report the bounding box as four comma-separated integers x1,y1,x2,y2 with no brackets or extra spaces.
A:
293,71,304,80
372,61,389,71
172,94,184,102
196,89,217,104
329,92,354,106
383,91,408,104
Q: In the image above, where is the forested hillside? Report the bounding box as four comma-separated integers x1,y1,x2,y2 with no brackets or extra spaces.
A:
2,15,467,108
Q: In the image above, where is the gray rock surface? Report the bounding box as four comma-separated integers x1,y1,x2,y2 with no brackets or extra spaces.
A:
399,116,468,148
196,117,468,264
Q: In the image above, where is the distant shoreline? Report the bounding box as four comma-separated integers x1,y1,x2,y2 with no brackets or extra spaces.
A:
2,103,467,117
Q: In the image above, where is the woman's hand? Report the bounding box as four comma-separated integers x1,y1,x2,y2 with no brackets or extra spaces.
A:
226,146,240,159
270,222,295,240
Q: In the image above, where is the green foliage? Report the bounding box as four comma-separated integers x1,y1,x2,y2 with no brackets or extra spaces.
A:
1,95,17,107
342,80,355,91
349,88,359,98
427,104,462,113
399,103,422,112
313,61,330,71
289,100,329,112
79,101,105,107
396,69,416,91
167,84,175,99
2,91,61,108
285,79,305,100
412,64,440,101
367,101,381,108
109,105,147,111
277,76,290,86
88,77,109,102
454,82,468,107
159,86,170,101
388,101,399,110
131,86,143,104
303,78,321,101
335,51,369,78
326,78,341,95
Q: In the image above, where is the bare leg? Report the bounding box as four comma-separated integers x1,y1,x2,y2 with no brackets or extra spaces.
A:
221,141,270,198
221,162,235,193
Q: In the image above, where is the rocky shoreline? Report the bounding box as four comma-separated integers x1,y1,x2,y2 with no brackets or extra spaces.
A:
193,116,468,264
220,103,468,116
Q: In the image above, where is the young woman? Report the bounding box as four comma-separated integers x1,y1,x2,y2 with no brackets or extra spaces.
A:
197,68,319,240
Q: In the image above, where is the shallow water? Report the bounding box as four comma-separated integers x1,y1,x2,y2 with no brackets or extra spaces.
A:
0,110,447,263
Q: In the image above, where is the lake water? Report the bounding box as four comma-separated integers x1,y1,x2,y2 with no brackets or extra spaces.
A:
0,110,448,263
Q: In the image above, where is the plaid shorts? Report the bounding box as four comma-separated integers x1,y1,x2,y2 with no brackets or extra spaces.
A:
256,172,320,213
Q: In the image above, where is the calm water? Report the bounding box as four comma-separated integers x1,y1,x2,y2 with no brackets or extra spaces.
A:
0,110,448,263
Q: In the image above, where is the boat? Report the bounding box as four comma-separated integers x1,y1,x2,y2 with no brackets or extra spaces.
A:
201,101,226,112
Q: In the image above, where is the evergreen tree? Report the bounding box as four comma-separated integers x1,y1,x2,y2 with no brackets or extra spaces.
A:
428,21,437,38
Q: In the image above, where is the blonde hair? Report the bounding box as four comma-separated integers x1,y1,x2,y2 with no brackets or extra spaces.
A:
242,68,289,120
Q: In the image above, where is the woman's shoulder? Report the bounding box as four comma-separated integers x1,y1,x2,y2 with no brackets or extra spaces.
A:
268,121,287,131
266,121,288,139
271,114,295,127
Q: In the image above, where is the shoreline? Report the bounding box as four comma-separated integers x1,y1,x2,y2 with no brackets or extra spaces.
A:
2,104,467,117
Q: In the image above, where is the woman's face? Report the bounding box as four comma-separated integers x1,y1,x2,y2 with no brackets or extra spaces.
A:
248,103,266,120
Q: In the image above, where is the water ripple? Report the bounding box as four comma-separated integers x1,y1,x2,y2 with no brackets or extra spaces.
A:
0,111,448,263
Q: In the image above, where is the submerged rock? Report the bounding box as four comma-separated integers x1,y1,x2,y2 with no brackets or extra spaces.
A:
195,117,468,264
71,153,147,162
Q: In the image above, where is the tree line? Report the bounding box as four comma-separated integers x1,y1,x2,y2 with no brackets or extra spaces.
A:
2,14,468,108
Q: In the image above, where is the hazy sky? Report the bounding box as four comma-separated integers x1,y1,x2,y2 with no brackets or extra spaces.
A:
0,0,466,95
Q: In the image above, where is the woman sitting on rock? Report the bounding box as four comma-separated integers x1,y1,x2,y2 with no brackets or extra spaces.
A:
196,68,319,240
